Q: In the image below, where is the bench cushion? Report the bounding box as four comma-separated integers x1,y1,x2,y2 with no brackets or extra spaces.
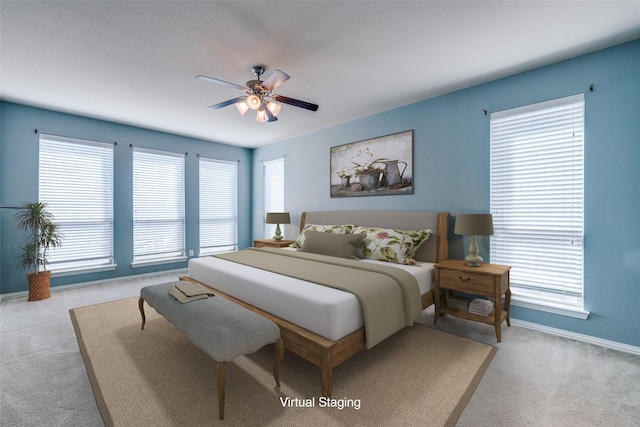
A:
141,282,280,362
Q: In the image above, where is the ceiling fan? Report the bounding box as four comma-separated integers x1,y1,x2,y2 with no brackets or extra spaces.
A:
196,66,319,122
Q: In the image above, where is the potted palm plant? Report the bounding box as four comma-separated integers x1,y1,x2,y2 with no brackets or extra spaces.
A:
16,202,63,301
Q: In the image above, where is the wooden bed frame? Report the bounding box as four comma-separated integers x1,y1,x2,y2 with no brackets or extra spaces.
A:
182,210,450,397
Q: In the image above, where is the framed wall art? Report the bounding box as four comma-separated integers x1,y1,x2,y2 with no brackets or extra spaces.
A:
330,130,413,198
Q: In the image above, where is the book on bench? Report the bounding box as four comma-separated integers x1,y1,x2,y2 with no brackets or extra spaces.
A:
169,283,215,304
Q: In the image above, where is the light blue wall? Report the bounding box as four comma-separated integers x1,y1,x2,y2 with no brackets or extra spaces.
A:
253,39,640,347
0,102,252,294
2,40,638,347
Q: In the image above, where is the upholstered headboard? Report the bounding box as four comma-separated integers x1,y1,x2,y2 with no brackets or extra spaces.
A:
300,210,450,263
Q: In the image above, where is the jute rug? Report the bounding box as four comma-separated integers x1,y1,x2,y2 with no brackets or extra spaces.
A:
70,297,496,426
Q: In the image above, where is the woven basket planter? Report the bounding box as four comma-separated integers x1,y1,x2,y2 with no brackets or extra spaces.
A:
28,271,51,301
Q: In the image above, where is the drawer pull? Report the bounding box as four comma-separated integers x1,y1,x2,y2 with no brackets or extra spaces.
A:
458,276,471,282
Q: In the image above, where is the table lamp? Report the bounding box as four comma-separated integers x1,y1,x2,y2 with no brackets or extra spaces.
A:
265,212,290,241
454,213,494,266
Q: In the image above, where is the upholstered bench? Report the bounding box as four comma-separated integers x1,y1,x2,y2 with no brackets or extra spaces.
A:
139,281,284,420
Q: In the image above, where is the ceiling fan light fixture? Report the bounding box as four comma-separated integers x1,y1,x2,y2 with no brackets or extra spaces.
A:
256,108,268,122
235,101,249,115
246,94,262,110
266,101,281,117
198,66,318,121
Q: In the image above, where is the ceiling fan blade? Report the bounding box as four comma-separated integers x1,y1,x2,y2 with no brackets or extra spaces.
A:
196,75,246,91
208,96,247,110
272,95,319,112
261,70,290,91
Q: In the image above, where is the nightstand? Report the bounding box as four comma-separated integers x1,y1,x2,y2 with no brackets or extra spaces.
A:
434,259,511,342
253,239,295,249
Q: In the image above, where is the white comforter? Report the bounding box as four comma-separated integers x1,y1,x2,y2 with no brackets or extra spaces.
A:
187,250,434,341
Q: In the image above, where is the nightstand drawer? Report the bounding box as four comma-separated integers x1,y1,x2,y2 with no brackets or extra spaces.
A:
439,269,495,294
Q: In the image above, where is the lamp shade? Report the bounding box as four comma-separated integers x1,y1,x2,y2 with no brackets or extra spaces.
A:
246,94,262,110
235,101,249,115
265,212,290,225
256,108,268,122
454,214,493,236
266,101,281,117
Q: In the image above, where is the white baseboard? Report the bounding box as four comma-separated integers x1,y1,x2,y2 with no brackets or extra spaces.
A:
0,269,187,302
511,318,640,356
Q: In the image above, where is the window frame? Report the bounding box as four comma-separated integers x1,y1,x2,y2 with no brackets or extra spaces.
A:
132,147,186,267
263,158,285,239
199,157,238,255
490,94,588,319
38,134,115,275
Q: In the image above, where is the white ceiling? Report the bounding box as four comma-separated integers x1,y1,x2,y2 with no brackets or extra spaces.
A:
2,1,639,148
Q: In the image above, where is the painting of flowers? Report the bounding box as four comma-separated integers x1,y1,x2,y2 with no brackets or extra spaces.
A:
330,130,413,197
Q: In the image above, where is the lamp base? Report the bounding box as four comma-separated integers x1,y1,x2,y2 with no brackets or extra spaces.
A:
272,224,283,241
465,235,483,267
464,254,483,267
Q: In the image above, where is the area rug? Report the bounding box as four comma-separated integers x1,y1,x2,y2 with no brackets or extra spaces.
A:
70,297,496,426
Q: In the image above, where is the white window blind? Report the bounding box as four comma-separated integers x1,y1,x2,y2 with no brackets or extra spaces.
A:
199,157,238,255
39,134,114,272
133,148,185,265
490,94,585,312
263,158,285,238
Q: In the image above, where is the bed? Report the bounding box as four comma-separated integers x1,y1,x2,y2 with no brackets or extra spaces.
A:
183,210,450,396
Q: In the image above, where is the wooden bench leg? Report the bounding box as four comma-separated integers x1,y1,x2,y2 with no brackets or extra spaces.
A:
273,338,284,387
138,297,146,329
217,362,226,420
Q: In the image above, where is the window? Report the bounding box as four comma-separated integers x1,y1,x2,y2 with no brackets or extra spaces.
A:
490,94,586,318
263,158,284,238
199,157,238,255
132,148,185,265
39,134,114,273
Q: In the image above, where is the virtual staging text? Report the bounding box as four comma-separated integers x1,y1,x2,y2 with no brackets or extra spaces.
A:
280,396,361,410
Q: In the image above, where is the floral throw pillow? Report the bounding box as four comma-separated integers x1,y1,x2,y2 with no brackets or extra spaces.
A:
291,224,358,248
355,227,432,265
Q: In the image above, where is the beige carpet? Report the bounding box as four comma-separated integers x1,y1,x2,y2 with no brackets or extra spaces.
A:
70,298,496,427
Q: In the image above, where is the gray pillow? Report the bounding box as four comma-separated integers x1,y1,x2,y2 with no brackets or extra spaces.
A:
298,230,366,259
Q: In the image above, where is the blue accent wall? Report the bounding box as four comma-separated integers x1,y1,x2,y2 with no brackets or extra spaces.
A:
0,103,252,293
253,39,640,347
